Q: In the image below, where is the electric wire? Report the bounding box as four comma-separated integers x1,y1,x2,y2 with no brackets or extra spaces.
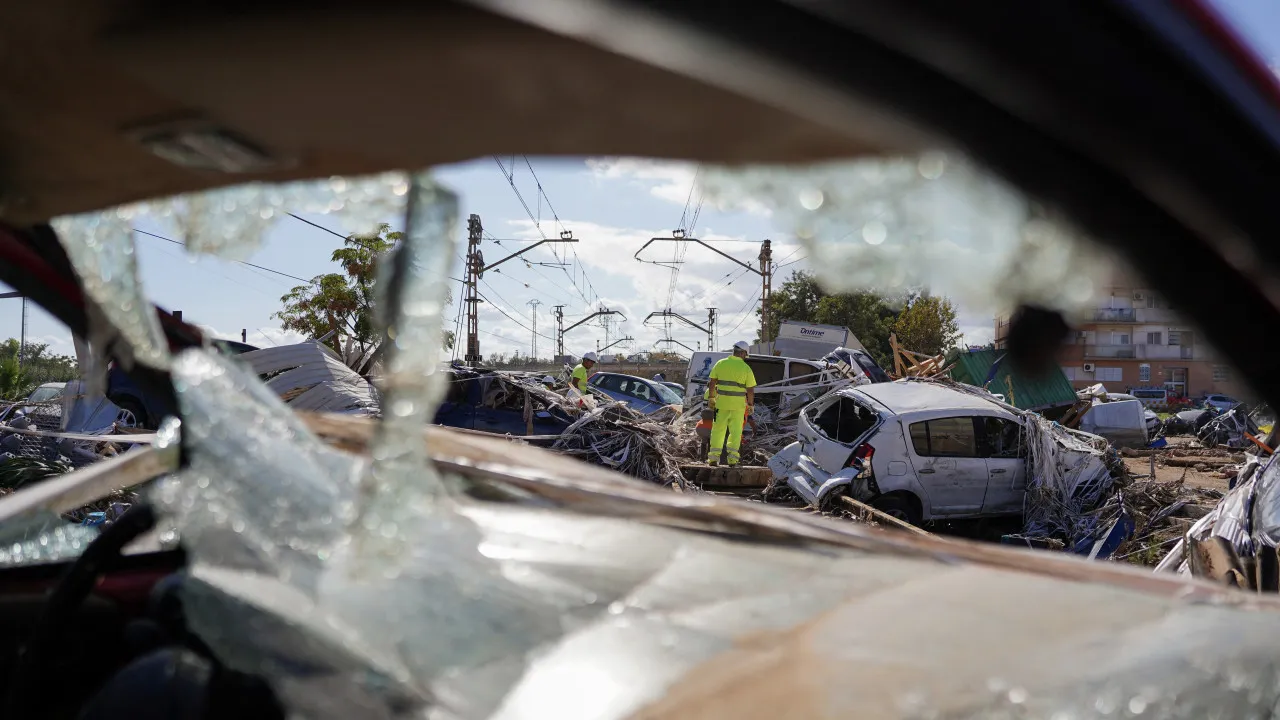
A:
131,229,313,284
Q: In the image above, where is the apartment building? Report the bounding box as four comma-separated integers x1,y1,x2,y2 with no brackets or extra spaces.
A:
994,282,1242,400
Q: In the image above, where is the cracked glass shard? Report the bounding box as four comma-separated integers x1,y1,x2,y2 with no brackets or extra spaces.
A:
699,153,1122,321
51,210,171,370
149,174,565,717
140,172,410,261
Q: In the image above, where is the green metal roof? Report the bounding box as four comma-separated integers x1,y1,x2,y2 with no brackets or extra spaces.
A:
944,348,1077,413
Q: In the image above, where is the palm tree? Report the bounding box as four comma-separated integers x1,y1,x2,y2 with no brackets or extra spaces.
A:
0,355,35,401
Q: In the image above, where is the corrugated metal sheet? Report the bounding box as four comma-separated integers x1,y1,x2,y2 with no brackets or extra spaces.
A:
945,348,1076,412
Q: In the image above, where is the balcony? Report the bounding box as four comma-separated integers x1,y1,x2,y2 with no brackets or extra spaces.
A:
1092,308,1136,322
1134,307,1178,324
1136,344,1196,361
1084,344,1135,359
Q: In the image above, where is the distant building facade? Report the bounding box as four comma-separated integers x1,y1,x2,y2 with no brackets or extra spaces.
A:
994,275,1243,400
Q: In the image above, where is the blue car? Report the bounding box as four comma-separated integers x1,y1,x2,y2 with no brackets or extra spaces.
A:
105,338,259,428
587,372,684,414
434,369,574,437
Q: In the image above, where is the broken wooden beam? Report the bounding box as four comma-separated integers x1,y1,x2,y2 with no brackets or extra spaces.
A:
839,495,934,538
680,464,773,489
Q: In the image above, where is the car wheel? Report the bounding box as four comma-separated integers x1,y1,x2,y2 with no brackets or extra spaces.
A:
871,493,922,527
110,397,153,431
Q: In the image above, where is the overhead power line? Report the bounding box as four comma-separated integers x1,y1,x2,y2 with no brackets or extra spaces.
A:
476,288,557,343
131,228,312,284
719,280,765,340
491,155,602,308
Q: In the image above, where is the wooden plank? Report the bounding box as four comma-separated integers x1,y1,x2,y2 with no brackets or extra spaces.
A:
680,464,772,488
0,447,175,524
839,495,935,538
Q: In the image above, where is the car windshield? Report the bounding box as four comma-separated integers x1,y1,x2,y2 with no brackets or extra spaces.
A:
0,153,1252,568
26,386,63,403
652,381,683,405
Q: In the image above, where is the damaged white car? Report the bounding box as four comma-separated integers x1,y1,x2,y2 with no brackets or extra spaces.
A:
770,380,1113,527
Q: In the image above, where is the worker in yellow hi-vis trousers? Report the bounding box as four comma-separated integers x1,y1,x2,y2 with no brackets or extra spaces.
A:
704,340,757,466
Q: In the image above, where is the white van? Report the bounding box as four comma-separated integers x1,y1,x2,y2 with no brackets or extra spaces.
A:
684,347,889,407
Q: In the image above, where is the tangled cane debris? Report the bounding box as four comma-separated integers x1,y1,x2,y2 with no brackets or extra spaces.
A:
551,404,693,489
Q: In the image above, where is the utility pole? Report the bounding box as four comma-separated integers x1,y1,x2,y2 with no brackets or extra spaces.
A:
561,308,626,356
462,214,578,366
642,309,711,351
0,291,26,366
599,335,634,355
635,232,774,347
759,239,773,347
707,307,718,352
19,296,28,367
464,215,483,365
553,305,565,360
526,299,542,360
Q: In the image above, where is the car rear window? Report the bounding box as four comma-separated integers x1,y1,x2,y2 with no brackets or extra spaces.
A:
811,395,878,444
852,352,891,383
747,359,785,386
909,417,979,457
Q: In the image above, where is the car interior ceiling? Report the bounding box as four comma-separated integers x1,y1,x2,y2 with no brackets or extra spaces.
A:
813,397,878,445
0,0,1277,718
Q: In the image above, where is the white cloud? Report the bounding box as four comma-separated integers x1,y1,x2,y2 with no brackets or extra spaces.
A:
586,157,772,219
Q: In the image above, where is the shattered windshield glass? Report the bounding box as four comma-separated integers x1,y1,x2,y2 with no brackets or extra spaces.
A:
0,150,1269,719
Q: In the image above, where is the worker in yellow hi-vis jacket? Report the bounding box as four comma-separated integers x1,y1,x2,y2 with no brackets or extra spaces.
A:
704,340,757,466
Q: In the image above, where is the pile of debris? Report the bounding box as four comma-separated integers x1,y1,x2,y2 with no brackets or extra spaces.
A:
1154,453,1272,583
550,403,690,488
1197,404,1262,450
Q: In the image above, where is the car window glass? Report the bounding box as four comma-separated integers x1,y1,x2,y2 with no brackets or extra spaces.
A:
632,382,652,400
787,362,823,386
909,421,929,456
853,352,891,383
654,383,683,404
596,374,623,391
813,396,878,444
910,417,978,457
27,386,63,403
980,417,1024,459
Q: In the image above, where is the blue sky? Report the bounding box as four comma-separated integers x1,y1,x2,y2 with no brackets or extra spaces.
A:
1,0,1275,362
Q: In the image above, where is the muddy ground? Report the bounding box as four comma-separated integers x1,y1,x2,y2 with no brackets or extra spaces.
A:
1119,435,1242,493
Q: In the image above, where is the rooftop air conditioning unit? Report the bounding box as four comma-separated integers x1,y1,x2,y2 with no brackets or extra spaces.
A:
1083,362,1097,373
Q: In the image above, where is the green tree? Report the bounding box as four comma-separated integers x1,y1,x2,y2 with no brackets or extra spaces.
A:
0,339,78,398
273,224,455,373
0,356,34,400
892,294,961,356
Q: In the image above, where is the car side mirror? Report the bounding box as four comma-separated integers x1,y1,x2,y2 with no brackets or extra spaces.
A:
535,410,552,420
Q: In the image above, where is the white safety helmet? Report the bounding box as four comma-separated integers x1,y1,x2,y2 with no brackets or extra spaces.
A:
541,375,555,384
582,351,598,363
733,340,750,353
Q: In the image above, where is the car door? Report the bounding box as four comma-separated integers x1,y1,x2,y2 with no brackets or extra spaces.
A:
625,380,662,413
977,416,1028,515
432,374,476,430
905,416,988,515
589,373,626,403
472,378,531,434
